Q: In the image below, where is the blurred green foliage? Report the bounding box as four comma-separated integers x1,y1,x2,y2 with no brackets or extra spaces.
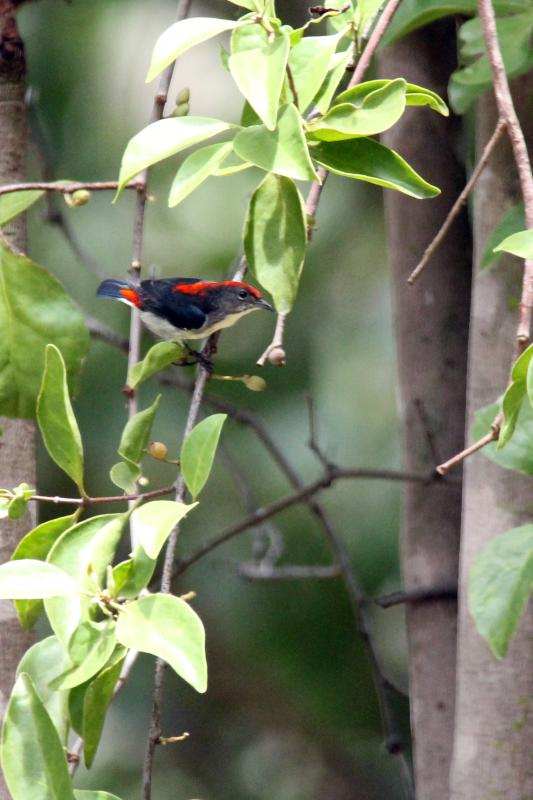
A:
18,0,406,796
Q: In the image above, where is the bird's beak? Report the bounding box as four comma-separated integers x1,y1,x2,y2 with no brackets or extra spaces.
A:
256,297,274,312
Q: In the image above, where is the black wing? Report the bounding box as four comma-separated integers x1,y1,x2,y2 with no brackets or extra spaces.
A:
139,278,207,331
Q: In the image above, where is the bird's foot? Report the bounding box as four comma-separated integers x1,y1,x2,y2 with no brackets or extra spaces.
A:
174,344,214,373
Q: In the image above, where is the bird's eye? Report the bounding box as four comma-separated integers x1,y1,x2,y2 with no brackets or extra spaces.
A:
238,289,248,300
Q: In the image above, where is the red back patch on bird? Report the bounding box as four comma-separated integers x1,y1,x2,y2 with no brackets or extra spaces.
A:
172,280,261,299
119,288,141,308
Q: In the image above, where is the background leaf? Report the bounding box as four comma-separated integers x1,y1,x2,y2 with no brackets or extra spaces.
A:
233,104,318,181
45,514,125,646
0,240,89,418
309,137,440,198
116,594,207,692
181,414,227,499
471,400,533,474
244,173,307,312
11,513,78,630
117,118,231,193
74,792,124,800
146,17,248,82
16,636,72,744
109,461,140,494
131,499,197,559
117,394,161,468
0,673,75,800
37,344,85,493
128,341,185,388
51,620,117,690
0,560,80,599
469,524,533,657
79,649,125,768
229,32,290,130
169,141,233,207
481,203,525,268
494,229,533,260
0,190,44,227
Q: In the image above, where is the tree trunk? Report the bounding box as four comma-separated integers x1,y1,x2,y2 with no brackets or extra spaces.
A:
450,79,533,800
378,23,471,800
0,5,35,797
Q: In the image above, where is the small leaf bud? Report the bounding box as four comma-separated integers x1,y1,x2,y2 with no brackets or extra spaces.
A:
64,189,91,208
242,375,267,392
148,441,168,460
176,87,190,105
267,347,286,366
138,476,149,487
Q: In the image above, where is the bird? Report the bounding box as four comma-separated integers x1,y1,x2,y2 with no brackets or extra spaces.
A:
97,276,274,366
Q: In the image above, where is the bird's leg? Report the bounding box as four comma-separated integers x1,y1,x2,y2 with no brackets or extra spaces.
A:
177,342,213,373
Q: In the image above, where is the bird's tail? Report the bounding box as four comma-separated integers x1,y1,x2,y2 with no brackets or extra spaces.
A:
97,279,130,299
97,279,142,309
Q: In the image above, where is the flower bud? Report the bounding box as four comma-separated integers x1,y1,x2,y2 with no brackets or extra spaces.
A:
176,87,190,105
268,347,286,366
243,375,267,392
64,189,91,207
148,441,168,460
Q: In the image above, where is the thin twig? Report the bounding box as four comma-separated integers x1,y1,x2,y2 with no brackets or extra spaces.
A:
436,428,498,475
408,119,506,284
238,563,341,580
478,0,533,347
30,485,175,505
375,585,457,608
349,0,402,86
176,465,436,574
0,180,143,195
256,311,288,366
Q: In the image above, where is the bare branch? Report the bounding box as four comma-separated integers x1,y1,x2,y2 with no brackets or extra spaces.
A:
30,485,175,505
375,585,458,608
408,119,506,284
436,427,498,475
0,180,142,195
348,0,402,87
238,562,341,580
477,0,533,347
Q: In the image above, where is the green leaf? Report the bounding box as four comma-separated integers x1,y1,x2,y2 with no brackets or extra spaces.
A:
79,649,126,767
132,500,197,559
146,17,249,82
448,11,533,114
355,0,385,31
226,0,260,9
169,141,233,207
496,343,533,448
0,190,44,227
471,400,533,475
11,513,77,630
482,203,525,269
116,594,207,692
128,341,185,389
469,524,533,657
309,137,440,198
324,0,356,32
1,673,75,800
109,461,140,494
244,173,307,312
335,79,448,116
16,636,71,744
51,620,117,690
118,394,161,468
75,792,124,800
313,47,352,114
0,560,80,598
494,229,533,260
0,239,89,418
229,32,290,130
307,79,407,140
383,0,529,43
287,30,346,113
233,104,318,181
6,482,34,520
37,344,85,493
181,414,227,499
45,514,125,646
116,117,232,195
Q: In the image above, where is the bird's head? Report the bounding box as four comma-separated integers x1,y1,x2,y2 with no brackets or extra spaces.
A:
203,281,274,315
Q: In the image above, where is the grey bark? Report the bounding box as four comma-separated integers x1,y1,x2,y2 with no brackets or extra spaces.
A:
450,79,533,800
378,23,471,800
0,6,35,798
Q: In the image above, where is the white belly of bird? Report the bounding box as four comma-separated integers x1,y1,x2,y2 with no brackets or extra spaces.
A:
141,308,256,341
